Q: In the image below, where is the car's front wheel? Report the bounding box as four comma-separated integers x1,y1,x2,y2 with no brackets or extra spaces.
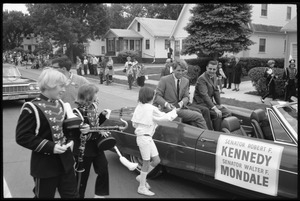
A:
129,154,163,179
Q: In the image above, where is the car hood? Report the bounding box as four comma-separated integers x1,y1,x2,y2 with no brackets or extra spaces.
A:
3,77,36,84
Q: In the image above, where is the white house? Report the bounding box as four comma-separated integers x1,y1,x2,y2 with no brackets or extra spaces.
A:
169,4,297,59
83,38,106,57
104,17,176,63
21,33,39,52
281,16,297,67
169,4,197,60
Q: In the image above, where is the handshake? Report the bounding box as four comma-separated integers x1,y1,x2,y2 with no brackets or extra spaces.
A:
164,102,182,112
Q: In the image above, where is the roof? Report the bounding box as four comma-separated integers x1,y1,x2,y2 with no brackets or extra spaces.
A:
170,4,196,38
281,16,297,32
104,29,142,38
250,23,283,33
128,17,176,37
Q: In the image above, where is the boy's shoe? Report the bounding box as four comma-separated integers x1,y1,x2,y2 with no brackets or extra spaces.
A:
137,186,155,196
136,175,151,189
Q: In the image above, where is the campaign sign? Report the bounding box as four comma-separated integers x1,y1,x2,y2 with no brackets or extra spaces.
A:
215,135,284,196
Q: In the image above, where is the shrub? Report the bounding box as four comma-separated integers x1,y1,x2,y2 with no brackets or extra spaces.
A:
186,65,201,85
117,50,141,63
248,67,285,97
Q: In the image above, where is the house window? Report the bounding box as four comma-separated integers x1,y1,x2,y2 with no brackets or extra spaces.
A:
135,40,140,51
130,40,134,50
165,39,170,49
259,38,266,53
123,40,128,50
261,4,268,17
287,6,291,20
137,22,140,32
101,46,105,54
175,40,180,56
108,39,114,52
146,39,150,50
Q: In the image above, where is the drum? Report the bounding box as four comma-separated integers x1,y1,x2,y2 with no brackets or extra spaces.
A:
96,134,116,151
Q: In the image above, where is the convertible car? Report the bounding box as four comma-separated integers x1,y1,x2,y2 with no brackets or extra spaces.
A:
3,64,40,101
102,101,298,199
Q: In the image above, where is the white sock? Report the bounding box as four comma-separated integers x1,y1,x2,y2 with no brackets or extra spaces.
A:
139,171,147,188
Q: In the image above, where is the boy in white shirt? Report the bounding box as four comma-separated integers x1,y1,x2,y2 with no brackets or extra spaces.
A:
131,87,178,196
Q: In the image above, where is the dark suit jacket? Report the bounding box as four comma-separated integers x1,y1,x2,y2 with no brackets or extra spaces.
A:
193,72,221,109
154,74,189,110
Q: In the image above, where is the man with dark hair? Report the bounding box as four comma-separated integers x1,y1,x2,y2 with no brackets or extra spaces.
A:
154,59,208,129
283,59,297,102
51,56,89,108
192,60,231,131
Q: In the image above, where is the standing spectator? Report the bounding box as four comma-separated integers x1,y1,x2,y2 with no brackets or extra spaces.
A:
232,57,242,91
76,56,82,76
83,56,88,75
154,59,208,129
88,55,94,75
126,62,134,90
136,64,146,87
15,68,79,198
192,60,231,131
92,55,98,76
132,87,178,196
283,59,297,102
161,58,173,77
51,56,90,109
261,60,278,103
216,61,226,94
223,55,236,89
106,56,114,84
167,46,173,59
132,58,139,85
99,56,107,84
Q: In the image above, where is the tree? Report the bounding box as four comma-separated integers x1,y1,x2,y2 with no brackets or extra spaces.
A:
182,4,254,59
26,3,110,63
108,4,183,29
3,10,34,51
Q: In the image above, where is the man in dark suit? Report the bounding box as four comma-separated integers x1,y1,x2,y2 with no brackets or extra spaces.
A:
155,59,207,129
192,60,231,131
161,58,173,77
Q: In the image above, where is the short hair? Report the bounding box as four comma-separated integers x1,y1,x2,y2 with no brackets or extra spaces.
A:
267,60,275,65
207,60,218,66
138,86,155,104
76,84,99,106
172,59,188,70
51,56,72,71
38,68,68,92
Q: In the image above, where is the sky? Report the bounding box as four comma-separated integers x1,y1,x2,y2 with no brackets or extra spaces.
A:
3,3,29,14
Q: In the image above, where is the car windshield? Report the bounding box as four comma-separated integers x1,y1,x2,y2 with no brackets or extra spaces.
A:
277,103,298,134
3,66,21,78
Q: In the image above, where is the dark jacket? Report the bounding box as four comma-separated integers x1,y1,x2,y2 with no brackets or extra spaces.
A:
16,95,75,178
193,72,221,109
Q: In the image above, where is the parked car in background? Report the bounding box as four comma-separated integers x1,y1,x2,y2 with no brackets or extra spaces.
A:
3,64,40,101
102,101,298,199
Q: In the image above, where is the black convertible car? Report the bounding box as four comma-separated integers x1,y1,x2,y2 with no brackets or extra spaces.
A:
102,101,297,199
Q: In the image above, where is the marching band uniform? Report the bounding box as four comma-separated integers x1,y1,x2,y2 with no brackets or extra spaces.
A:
15,94,79,198
283,59,297,102
70,102,110,198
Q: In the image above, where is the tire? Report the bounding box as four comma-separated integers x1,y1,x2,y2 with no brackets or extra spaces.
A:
128,154,163,179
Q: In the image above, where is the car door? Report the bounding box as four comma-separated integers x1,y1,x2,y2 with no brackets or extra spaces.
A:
195,131,297,198
154,120,204,172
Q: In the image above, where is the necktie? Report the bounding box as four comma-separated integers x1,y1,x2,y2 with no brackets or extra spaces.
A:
177,79,180,101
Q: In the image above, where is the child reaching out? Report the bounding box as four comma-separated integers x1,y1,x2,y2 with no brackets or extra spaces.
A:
131,86,178,196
